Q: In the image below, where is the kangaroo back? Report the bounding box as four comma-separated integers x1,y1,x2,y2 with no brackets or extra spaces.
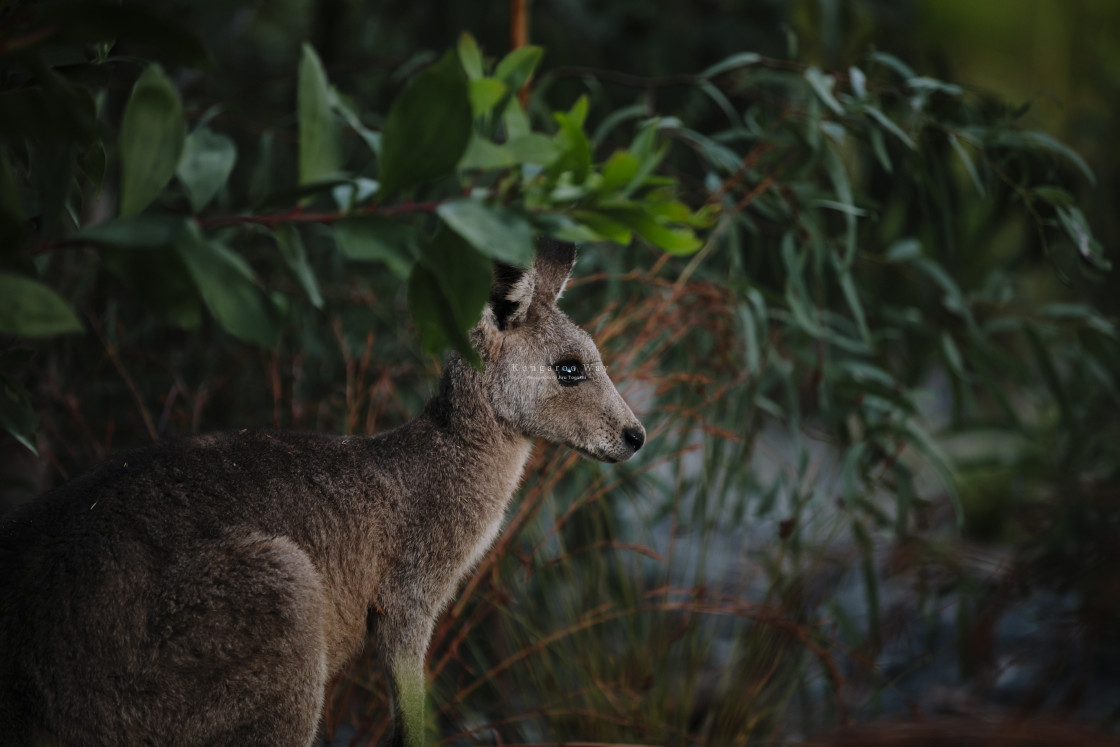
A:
0,239,644,747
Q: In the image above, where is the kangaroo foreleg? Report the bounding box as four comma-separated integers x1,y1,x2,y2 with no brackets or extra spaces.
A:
375,606,434,747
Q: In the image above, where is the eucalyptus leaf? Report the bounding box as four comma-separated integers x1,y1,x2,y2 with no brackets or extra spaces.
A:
419,227,492,334
334,216,416,277
506,134,560,166
331,93,382,157
457,32,485,80
805,67,844,115
0,273,83,337
948,133,984,195
80,140,107,194
993,130,1096,184
865,105,916,149
468,78,508,117
379,51,472,197
551,100,593,184
408,261,482,369
599,207,702,254
458,135,518,171
298,43,342,187
176,127,237,212
272,224,323,309
436,200,534,265
174,227,282,347
494,45,544,92
700,52,762,78
119,64,185,217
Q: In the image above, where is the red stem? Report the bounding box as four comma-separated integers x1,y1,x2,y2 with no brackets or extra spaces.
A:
197,199,444,230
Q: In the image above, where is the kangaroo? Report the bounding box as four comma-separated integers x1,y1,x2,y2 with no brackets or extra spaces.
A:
0,238,645,747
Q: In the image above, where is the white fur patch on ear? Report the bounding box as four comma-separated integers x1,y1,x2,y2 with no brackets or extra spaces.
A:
556,275,569,300
505,270,536,322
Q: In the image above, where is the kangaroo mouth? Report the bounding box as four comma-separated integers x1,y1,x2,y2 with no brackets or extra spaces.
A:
570,444,628,464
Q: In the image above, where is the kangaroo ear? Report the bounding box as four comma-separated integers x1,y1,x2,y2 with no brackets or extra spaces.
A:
487,260,535,331
532,237,577,307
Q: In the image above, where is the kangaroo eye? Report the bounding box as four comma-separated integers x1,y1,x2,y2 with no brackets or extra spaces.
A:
554,359,587,387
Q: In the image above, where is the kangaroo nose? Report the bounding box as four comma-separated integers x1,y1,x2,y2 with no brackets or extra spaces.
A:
622,427,645,452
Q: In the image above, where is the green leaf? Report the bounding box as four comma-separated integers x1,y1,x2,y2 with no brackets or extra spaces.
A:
870,127,892,172
407,239,486,371
502,97,531,140
250,130,276,203
588,102,642,145
551,98,593,184
869,51,916,80
379,51,472,197
506,134,560,166
420,228,492,330
272,224,323,309
458,134,518,171
824,144,857,266
849,66,868,99
865,105,916,150
331,92,382,157
468,78,508,117
598,150,641,194
909,76,962,96
77,215,189,248
885,237,922,263
700,51,762,78
0,273,83,337
176,127,237,212
570,210,633,245
436,199,534,265
331,178,379,212
1055,205,1110,271
804,67,844,116
334,216,416,277
941,331,966,380
1032,185,1075,207
458,32,485,80
948,133,984,196
0,373,38,454
494,45,544,92
174,226,282,347
599,206,702,254
119,64,186,217
298,43,342,187
80,140,107,194
993,130,1096,184
838,268,871,344
913,257,973,325
901,420,961,527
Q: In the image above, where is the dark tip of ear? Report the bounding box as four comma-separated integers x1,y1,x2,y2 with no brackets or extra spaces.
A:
491,261,524,292
490,261,525,331
536,236,577,268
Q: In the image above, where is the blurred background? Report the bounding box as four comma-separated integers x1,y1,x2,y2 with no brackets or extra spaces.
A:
2,0,1119,744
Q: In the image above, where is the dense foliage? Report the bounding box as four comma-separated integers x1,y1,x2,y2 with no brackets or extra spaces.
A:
1,1,1117,743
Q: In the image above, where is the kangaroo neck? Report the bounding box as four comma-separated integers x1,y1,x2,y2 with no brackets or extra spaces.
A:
422,355,516,448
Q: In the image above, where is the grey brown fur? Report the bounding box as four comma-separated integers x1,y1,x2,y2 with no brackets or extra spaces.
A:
0,239,645,747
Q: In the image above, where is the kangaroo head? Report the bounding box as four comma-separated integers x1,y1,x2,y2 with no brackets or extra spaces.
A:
471,239,646,463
